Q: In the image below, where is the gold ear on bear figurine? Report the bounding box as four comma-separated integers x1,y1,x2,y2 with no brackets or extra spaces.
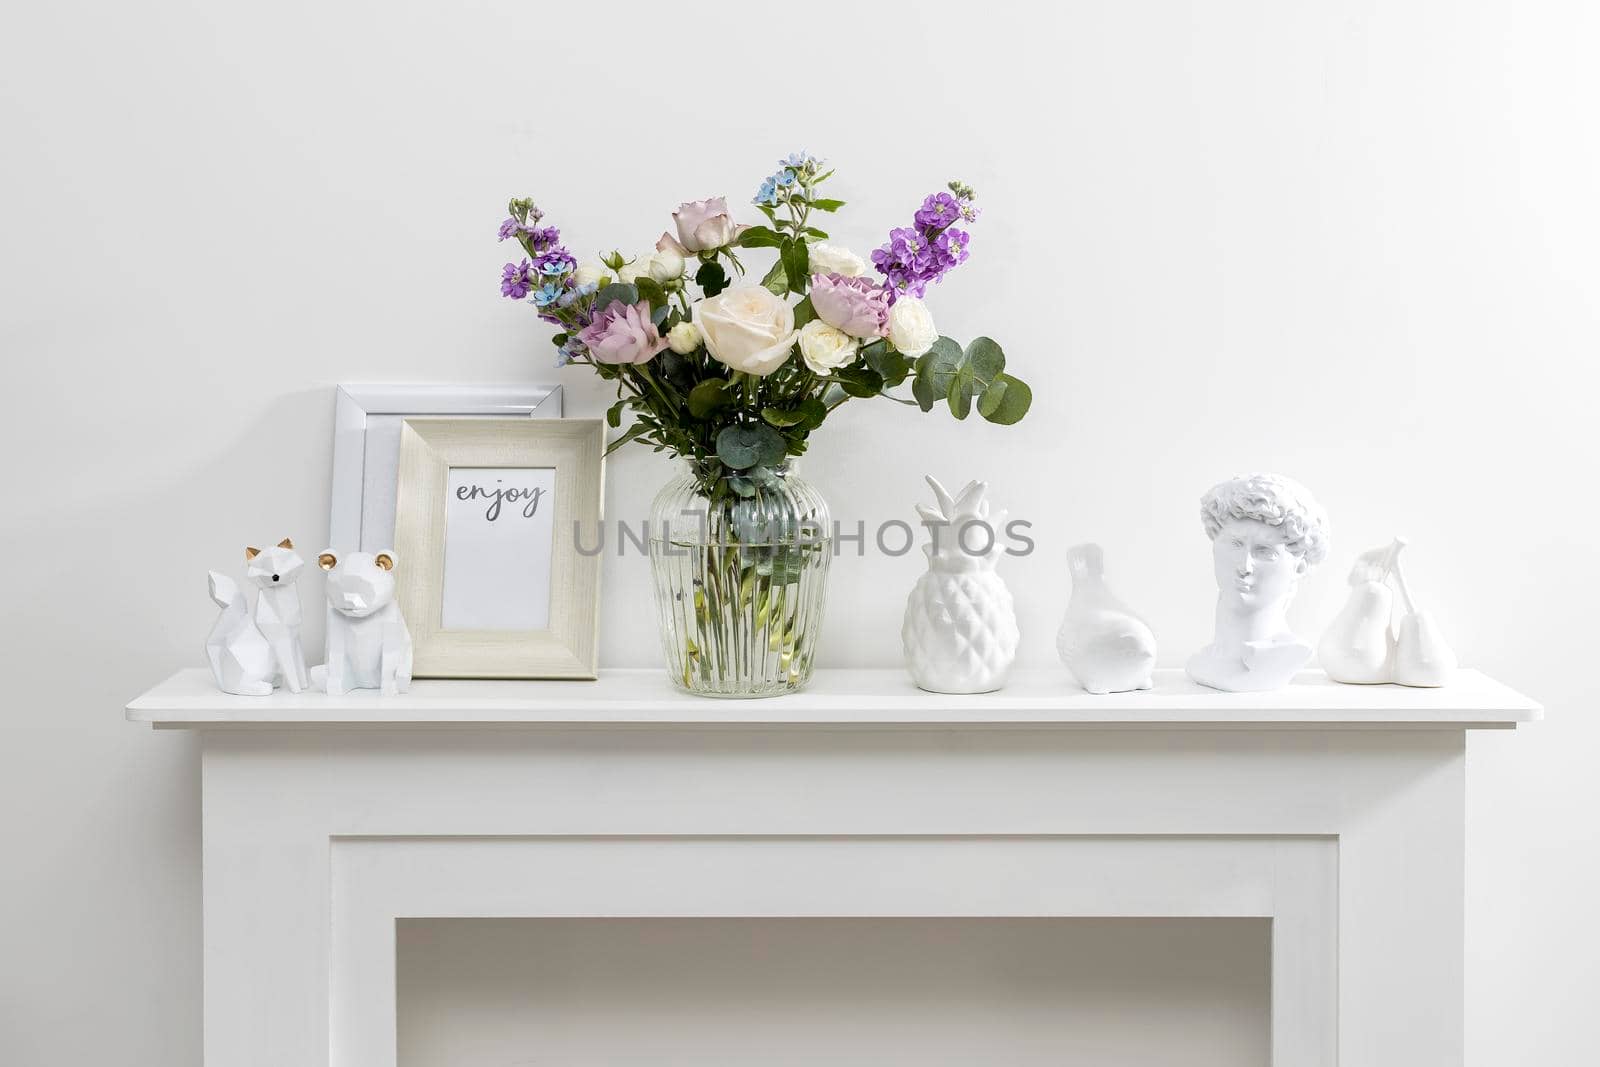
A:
318,552,338,571
374,552,395,572
245,547,261,560
278,538,294,550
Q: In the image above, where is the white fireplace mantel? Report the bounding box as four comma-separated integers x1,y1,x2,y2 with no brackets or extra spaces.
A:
128,667,1539,1067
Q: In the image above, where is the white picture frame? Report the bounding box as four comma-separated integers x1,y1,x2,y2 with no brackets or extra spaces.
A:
392,418,605,680
329,384,563,553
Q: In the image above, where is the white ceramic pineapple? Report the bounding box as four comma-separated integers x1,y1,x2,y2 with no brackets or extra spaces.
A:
1056,543,1157,694
901,476,1019,694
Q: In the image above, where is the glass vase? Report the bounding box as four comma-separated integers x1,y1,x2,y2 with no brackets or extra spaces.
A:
648,460,831,697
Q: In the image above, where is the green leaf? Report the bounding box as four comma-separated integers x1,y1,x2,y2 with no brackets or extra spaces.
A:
688,379,733,419
695,260,728,297
802,227,830,239
716,423,787,470
795,396,828,431
834,366,884,398
810,198,846,212
605,400,626,428
911,375,937,411
551,332,568,349
655,350,697,394
605,422,651,455
792,295,816,331
781,239,810,295
978,373,1033,425
738,226,786,249
760,257,789,296
634,275,668,311
593,282,638,313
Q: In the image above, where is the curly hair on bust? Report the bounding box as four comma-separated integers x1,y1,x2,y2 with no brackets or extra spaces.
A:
1199,473,1330,566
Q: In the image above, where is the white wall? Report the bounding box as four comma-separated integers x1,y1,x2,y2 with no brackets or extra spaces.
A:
2,1,1595,1062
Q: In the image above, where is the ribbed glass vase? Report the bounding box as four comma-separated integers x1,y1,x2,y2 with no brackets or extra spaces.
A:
648,460,832,697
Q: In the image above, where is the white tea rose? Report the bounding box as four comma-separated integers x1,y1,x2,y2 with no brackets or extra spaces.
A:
666,321,701,355
797,319,859,375
807,242,869,278
887,296,937,358
573,261,611,288
616,256,647,284
651,235,686,282
695,286,797,376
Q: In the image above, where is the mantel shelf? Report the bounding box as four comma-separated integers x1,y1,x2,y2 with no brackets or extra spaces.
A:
126,667,1541,730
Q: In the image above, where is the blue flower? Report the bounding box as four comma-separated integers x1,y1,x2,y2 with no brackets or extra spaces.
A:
532,282,565,308
782,151,814,169
754,178,778,206
776,169,797,187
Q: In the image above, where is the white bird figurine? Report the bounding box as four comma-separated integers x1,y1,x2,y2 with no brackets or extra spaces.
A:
1056,543,1158,694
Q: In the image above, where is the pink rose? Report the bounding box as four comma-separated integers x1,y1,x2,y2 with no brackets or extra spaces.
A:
672,197,746,252
809,273,891,339
577,299,669,365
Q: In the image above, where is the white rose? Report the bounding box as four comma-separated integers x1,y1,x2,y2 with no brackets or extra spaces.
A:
887,296,937,358
695,286,797,377
666,321,701,355
797,320,859,375
807,242,869,278
573,261,611,288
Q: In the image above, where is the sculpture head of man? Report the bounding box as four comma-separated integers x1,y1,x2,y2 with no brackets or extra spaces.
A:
1200,473,1329,619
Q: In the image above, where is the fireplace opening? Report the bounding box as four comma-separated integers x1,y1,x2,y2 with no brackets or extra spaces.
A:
397,917,1268,1066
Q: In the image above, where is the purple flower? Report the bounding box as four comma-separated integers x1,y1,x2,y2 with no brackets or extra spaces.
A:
498,218,521,241
524,226,562,254
535,249,576,276
576,299,669,364
809,273,891,339
501,259,536,299
873,190,979,300
914,192,962,230
933,228,970,269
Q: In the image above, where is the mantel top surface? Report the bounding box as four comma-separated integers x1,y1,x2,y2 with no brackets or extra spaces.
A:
126,668,1541,729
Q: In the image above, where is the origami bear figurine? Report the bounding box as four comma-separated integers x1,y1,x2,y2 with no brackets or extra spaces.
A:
317,549,413,696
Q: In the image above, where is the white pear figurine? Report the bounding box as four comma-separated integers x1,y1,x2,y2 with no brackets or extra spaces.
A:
1318,538,1405,684
1319,536,1458,687
1391,556,1457,688
1056,543,1157,694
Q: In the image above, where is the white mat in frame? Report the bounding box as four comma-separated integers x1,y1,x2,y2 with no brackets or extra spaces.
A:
329,384,563,553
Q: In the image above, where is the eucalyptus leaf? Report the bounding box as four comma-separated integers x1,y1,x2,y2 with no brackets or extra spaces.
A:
865,345,911,388
593,282,639,313
978,373,1033,425
716,423,786,470
964,336,1006,382
796,396,828,431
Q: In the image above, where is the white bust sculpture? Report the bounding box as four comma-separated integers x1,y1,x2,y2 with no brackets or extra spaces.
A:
1186,473,1330,693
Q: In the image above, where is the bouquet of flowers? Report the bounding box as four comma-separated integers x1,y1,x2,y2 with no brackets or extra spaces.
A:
498,152,1031,500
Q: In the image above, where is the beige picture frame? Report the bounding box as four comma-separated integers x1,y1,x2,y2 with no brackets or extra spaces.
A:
393,417,604,679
